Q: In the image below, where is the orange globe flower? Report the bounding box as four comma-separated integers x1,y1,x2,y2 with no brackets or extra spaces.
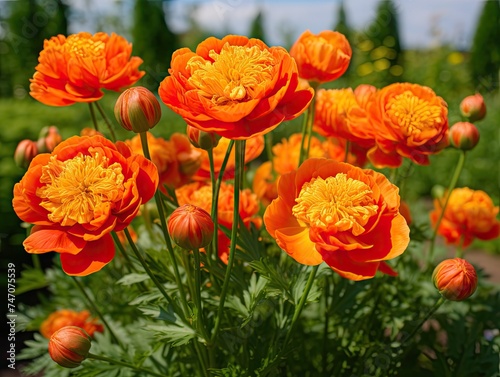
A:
314,87,376,149
264,158,410,280
125,132,202,190
366,83,449,168
192,135,264,181
430,188,500,248
40,309,104,339
289,30,352,84
252,134,365,206
30,32,144,106
176,181,261,263
12,135,158,276
159,35,314,140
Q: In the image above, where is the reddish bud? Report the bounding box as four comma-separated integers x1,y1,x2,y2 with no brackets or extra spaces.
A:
168,204,214,250
186,125,220,150
114,86,161,133
48,326,91,368
432,258,478,301
460,93,486,122
14,139,38,169
449,122,480,151
37,126,62,153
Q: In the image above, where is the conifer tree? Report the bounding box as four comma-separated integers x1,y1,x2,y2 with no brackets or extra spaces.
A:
469,0,500,91
1,0,68,97
334,0,352,44
249,10,267,44
132,0,179,90
360,0,403,86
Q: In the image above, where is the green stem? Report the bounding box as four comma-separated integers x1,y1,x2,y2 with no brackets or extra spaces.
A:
210,139,245,344
284,265,319,346
343,140,350,163
72,277,122,347
88,103,100,132
402,296,446,346
298,82,318,166
265,132,275,174
111,231,136,273
192,248,209,341
139,132,191,318
94,101,116,142
123,227,184,322
211,139,235,263
429,150,466,263
87,353,165,377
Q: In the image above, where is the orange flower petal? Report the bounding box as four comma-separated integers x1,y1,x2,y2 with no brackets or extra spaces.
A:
320,249,380,281
24,225,85,255
275,227,322,265
60,234,115,276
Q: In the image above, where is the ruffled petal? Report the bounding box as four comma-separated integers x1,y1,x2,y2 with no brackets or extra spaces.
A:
60,234,115,276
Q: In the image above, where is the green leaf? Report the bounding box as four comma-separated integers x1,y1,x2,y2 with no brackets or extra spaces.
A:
147,323,196,346
117,273,150,286
15,266,48,295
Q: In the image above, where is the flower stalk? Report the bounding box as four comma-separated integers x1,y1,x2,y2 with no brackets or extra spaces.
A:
211,139,246,344
71,277,122,348
139,131,191,318
428,150,466,262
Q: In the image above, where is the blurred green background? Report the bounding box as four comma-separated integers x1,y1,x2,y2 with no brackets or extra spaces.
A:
0,0,499,267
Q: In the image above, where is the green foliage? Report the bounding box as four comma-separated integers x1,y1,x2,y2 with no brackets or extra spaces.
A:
353,0,404,86
469,0,500,91
248,10,267,45
131,0,179,91
334,0,353,46
0,0,68,97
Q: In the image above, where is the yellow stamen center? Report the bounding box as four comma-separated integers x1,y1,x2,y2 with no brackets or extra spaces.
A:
37,153,125,226
386,90,443,136
65,35,105,59
292,174,378,235
187,43,275,105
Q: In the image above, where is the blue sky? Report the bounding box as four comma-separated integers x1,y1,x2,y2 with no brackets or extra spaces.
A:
167,0,483,49
67,0,485,50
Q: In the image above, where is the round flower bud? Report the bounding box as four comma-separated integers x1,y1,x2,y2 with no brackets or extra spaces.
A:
186,125,220,150
48,326,91,368
114,86,161,133
14,139,38,169
168,204,214,250
37,125,62,153
432,258,478,301
460,93,486,122
448,122,480,151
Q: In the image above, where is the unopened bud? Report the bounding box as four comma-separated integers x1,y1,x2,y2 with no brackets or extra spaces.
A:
48,326,91,368
37,126,62,153
460,93,486,122
432,258,478,301
449,122,480,151
114,86,162,133
168,204,214,250
186,125,220,150
14,139,38,169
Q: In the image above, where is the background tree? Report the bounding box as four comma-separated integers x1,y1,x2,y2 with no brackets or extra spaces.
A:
469,0,500,91
334,0,352,44
132,0,179,91
356,0,403,87
333,0,354,78
0,0,68,98
249,9,267,45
